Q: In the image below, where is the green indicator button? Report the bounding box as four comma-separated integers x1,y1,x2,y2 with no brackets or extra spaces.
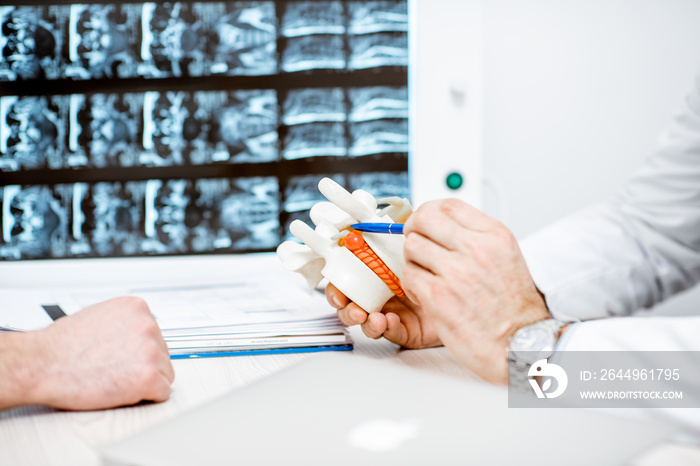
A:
446,172,464,190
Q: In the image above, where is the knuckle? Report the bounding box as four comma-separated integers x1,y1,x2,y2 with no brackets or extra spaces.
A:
411,206,429,222
144,381,170,403
402,263,417,283
361,323,380,340
439,198,464,214
432,281,451,301
414,200,437,214
337,308,352,326
403,213,419,232
135,317,161,340
494,223,516,245
407,205,436,228
141,342,162,364
156,383,172,401
145,368,165,390
122,296,150,311
442,257,467,280
136,365,160,388
403,233,422,257
416,205,440,224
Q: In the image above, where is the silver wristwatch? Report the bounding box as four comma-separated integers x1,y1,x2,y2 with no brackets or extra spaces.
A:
507,319,568,392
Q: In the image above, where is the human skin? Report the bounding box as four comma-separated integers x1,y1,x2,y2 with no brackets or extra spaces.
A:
326,281,442,350
0,296,175,411
328,198,554,384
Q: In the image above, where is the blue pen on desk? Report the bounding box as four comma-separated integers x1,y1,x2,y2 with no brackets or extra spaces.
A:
350,223,404,234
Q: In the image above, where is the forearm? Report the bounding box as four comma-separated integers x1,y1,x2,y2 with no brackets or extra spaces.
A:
522,195,700,322
0,332,45,410
521,203,665,321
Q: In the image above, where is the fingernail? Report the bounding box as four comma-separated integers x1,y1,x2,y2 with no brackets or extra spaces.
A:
350,308,362,324
331,294,342,308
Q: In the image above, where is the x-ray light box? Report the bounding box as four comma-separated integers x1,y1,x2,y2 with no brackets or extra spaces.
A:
0,0,483,275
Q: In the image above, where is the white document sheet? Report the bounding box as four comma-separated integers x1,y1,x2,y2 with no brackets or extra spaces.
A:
0,280,337,333
0,253,339,334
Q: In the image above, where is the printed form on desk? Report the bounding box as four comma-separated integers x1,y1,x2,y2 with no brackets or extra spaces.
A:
0,256,352,356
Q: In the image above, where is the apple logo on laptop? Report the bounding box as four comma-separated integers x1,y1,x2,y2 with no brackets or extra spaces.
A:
347,418,422,452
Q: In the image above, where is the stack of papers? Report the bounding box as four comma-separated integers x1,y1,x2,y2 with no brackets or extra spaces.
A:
0,267,352,358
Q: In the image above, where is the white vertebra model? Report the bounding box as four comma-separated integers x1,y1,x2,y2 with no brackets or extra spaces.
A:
277,177,413,313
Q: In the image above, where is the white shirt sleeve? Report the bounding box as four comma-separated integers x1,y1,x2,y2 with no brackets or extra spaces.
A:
518,73,700,435
558,318,700,351
520,71,700,323
556,319,700,435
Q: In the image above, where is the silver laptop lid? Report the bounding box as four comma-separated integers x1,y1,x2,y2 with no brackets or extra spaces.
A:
102,353,675,466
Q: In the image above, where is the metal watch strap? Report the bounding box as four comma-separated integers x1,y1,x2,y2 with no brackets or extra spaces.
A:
507,355,532,393
507,319,567,393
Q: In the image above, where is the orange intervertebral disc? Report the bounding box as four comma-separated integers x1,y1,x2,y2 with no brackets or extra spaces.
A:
344,231,405,298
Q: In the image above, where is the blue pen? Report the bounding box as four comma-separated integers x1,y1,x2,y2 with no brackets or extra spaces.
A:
350,223,404,234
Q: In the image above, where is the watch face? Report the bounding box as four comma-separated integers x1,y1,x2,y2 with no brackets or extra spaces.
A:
510,325,556,363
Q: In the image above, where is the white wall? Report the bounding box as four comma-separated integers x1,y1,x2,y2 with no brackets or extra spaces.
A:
479,0,700,315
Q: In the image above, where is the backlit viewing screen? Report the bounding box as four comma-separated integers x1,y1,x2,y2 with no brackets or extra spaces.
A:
0,1,409,260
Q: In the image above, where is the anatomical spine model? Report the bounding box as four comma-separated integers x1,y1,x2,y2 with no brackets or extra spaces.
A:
276,178,413,313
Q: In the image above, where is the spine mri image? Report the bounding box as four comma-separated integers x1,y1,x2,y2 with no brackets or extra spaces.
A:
0,1,410,260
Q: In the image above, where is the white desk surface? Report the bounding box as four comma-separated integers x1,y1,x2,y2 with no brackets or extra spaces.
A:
1,325,699,466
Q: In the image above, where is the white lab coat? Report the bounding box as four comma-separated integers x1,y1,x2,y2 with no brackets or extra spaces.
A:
521,69,700,346
519,72,700,433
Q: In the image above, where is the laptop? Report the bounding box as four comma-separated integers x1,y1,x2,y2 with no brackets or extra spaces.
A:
102,353,675,466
